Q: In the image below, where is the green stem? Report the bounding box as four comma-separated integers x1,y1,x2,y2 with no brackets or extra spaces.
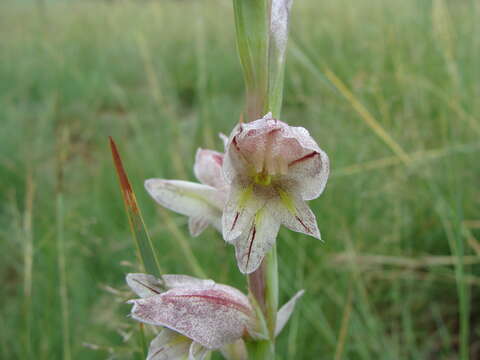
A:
245,339,275,360
248,245,278,352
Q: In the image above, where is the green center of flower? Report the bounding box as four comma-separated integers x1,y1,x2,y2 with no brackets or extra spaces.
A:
253,172,272,186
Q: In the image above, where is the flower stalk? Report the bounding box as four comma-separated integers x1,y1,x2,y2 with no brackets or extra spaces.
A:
233,0,295,358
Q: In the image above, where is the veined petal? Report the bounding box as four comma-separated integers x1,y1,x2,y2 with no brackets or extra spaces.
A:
188,342,209,360
222,181,263,243
285,148,329,200
147,329,191,360
129,284,254,349
271,189,320,239
145,179,224,237
275,290,304,337
193,149,226,189
280,125,329,200
126,273,164,298
233,207,281,274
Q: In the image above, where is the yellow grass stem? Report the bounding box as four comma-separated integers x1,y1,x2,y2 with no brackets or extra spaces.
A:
324,67,411,165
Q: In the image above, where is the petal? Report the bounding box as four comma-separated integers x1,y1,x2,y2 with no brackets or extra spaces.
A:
223,124,251,184
220,339,248,360
219,133,229,150
225,115,285,176
129,284,254,349
145,179,224,237
270,0,293,63
193,148,226,189
147,329,191,360
162,274,215,289
126,273,164,298
270,190,320,239
188,342,209,360
285,149,329,200
281,126,329,200
222,181,264,243
188,216,210,237
275,290,304,337
232,207,281,274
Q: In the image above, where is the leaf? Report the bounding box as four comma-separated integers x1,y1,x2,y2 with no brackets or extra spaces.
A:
109,137,163,277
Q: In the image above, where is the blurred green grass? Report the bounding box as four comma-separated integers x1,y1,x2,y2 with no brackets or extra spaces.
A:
1,0,479,359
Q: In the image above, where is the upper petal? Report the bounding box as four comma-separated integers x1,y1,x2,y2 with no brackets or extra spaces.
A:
275,290,304,337
147,329,191,360
126,273,164,298
223,124,251,184
145,179,224,236
281,126,329,200
224,115,285,178
232,207,281,274
129,284,254,349
223,114,329,200
193,148,227,189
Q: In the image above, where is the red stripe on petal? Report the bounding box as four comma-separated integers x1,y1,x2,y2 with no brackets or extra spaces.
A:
231,212,240,231
245,225,257,270
288,151,318,167
295,216,312,234
168,293,252,315
131,278,161,294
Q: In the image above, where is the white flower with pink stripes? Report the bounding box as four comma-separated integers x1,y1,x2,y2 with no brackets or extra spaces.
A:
222,113,329,273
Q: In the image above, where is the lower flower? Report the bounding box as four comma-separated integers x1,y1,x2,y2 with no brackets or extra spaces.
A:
126,273,303,360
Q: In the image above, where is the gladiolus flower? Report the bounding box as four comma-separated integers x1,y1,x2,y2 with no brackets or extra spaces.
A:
145,144,228,237
222,113,329,273
126,273,303,359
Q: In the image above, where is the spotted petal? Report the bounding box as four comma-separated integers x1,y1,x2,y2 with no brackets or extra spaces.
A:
145,179,224,236
275,290,304,336
129,284,254,349
162,274,215,290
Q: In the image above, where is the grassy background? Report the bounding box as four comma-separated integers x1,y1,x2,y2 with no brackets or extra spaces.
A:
1,0,479,359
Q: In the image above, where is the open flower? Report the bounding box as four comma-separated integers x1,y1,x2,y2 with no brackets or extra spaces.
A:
222,113,329,273
145,144,228,237
126,273,303,359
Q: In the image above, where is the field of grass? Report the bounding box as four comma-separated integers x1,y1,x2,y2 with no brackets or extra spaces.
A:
1,0,479,359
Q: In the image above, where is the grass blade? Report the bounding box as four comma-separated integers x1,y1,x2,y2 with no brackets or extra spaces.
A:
109,137,163,277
